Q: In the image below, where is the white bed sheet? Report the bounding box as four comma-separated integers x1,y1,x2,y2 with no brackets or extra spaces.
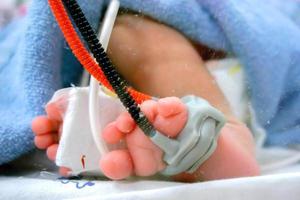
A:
1,147,300,200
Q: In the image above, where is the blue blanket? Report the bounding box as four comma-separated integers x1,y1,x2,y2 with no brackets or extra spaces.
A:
0,0,300,164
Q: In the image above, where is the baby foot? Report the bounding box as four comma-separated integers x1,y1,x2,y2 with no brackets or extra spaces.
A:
31,94,189,179
100,97,189,180
32,94,258,181
31,95,71,176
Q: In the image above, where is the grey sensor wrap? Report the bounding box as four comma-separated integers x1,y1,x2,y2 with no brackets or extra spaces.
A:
150,95,226,176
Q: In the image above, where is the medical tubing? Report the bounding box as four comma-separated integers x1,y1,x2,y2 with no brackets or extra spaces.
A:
49,0,155,136
48,0,150,105
62,0,154,136
87,0,120,155
62,0,128,88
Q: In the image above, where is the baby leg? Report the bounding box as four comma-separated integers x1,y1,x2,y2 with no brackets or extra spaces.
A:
100,14,259,181
32,13,259,181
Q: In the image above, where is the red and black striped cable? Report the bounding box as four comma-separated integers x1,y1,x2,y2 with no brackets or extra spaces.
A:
48,0,155,136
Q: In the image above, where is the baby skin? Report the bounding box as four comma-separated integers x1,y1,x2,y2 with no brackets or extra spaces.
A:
31,14,260,182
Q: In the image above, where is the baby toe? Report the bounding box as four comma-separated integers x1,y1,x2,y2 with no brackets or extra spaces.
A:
139,100,158,122
152,97,188,137
32,116,58,135
45,102,65,122
102,122,124,144
46,144,59,161
157,97,186,117
99,150,133,180
115,112,136,133
59,167,72,177
34,134,57,149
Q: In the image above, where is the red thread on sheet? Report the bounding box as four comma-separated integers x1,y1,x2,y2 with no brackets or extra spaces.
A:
81,155,86,169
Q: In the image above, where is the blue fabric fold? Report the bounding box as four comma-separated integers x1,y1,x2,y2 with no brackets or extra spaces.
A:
0,0,300,164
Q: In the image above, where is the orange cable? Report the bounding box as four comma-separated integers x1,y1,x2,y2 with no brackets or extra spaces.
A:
48,0,151,104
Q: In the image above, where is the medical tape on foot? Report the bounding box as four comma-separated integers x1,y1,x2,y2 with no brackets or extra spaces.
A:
150,95,226,176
